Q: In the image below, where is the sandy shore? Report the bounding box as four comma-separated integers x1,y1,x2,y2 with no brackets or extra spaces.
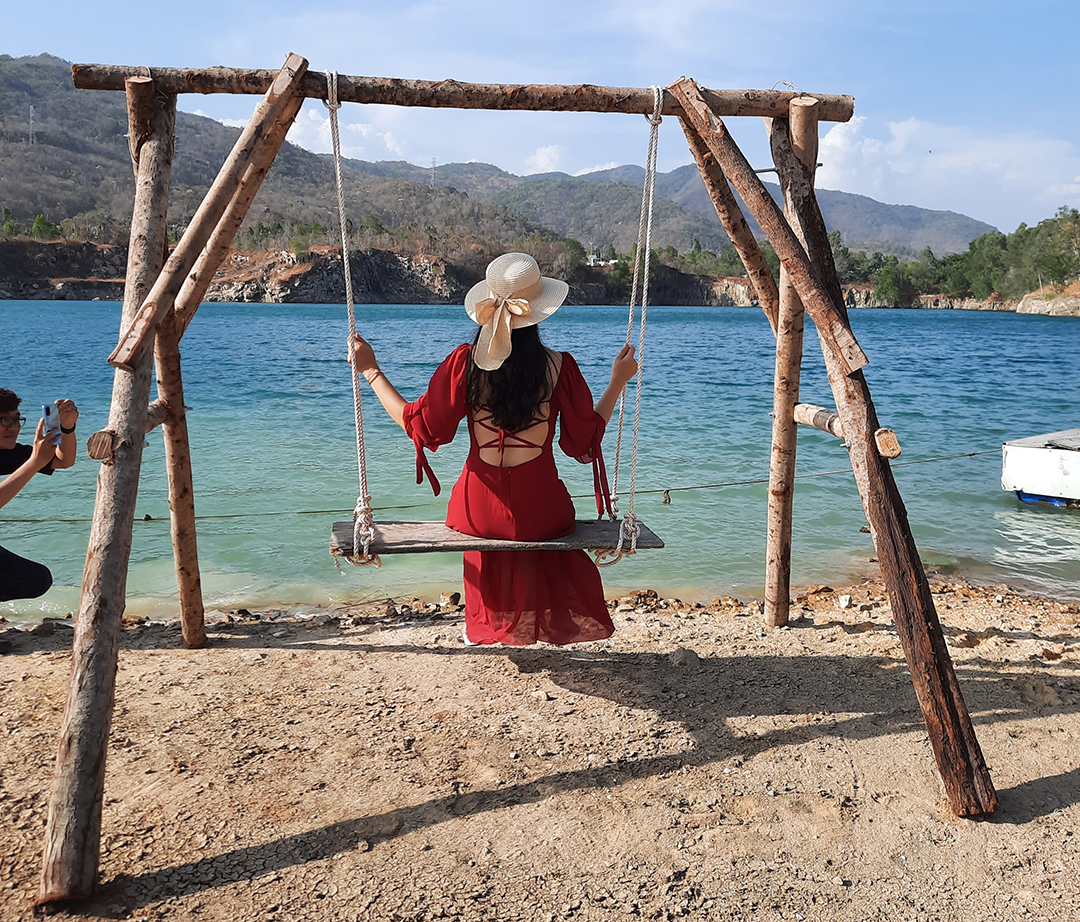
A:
2,578,1079,921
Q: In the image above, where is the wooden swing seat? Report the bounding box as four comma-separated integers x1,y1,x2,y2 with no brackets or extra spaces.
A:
330,519,664,557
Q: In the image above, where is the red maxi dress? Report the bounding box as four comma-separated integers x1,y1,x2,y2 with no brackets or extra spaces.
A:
402,343,616,646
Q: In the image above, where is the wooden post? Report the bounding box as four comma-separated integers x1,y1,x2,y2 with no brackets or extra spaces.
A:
154,308,205,648
766,105,998,816
764,99,818,627
38,85,177,906
108,53,308,372
152,88,303,651
679,120,780,331
175,93,304,334
669,78,867,376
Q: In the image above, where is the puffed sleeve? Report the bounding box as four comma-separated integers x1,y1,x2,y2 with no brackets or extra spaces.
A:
401,344,470,496
555,352,613,516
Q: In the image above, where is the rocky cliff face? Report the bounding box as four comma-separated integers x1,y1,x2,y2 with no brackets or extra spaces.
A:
205,247,474,304
0,240,478,304
0,239,126,299
1016,293,1080,317
3,240,1079,316
712,277,758,306
917,293,1016,312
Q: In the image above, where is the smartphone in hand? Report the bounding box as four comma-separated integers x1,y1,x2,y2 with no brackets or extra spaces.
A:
42,404,62,443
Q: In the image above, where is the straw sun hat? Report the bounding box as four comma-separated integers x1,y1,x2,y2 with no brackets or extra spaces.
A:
464,253,569,371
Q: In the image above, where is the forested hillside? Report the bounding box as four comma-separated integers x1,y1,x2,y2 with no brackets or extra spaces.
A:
0,53,549,277
5,52,1073,307
1,54,1000,259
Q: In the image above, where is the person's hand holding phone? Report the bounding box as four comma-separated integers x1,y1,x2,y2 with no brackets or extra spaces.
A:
30,419,58,470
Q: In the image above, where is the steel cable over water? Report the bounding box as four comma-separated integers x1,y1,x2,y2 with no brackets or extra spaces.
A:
4,450,1000,526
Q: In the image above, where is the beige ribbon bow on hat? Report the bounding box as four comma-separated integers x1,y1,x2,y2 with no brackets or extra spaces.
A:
473,294,533,370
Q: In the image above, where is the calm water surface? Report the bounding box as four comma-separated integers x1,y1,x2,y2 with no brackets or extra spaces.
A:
2,301,1078,619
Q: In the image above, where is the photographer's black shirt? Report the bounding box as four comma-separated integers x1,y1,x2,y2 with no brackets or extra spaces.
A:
0,445,55,476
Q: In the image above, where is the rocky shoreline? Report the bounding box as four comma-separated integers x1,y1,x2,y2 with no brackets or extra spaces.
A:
2,239,1078,315
3,576,1079,921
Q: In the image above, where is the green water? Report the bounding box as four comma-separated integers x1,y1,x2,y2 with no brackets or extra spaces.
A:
2,301,1078,620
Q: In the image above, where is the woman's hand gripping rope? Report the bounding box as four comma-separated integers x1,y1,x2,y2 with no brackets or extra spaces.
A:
592,342,642,567
342,332,382,567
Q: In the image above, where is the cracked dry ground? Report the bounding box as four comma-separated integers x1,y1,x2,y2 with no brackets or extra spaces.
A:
2,580,1079,921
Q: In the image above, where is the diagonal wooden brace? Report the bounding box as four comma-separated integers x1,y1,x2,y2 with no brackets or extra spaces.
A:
680,119,780,332
173,93,304,337
670,78,868,376
108,52,308,371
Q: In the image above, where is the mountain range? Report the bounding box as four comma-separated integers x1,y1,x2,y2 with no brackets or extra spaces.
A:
340,159,996,257
1,53,996,258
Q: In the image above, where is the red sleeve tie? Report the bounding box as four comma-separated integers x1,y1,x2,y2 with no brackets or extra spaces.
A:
412,433,441,497
591,431,613,517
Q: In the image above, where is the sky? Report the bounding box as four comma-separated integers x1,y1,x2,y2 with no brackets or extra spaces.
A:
6,0,1079,233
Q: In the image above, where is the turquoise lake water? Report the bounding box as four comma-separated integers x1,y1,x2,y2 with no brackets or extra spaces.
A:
2,300,1078,620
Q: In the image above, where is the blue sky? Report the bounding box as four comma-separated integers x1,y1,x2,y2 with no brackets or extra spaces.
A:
6,1,1079,233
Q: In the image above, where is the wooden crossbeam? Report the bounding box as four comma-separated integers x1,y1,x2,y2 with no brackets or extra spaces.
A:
670,78,868,377
72,64,856,122
107,53,308,372
331,520,664,557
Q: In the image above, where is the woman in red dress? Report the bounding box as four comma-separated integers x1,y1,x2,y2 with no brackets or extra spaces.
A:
348,253,638,646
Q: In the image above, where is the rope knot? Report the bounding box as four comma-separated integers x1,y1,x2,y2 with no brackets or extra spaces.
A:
323,70,342,112
644,85,663,127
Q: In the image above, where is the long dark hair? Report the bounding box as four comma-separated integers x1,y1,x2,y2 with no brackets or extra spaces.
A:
466,325,555,432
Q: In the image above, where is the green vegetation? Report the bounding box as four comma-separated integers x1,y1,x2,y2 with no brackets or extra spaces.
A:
828,209,1080,305
30,213,62,238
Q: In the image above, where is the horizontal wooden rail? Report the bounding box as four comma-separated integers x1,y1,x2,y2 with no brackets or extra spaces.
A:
145,398,168,432
793,404,902,458
794,403,844,439
71,64,855,122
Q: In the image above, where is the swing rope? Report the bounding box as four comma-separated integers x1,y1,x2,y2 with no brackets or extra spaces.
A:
597,85,663,567
325,71,380,567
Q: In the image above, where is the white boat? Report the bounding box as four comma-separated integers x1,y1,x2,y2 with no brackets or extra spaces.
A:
1001,429,1080,506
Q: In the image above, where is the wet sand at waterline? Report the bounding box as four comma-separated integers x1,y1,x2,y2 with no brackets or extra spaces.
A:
2,578,1079,921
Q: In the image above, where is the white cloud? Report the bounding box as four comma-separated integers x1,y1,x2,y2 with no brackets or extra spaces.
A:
817,116,1080,231
575,162,621,176
524,145,563,174
380,131,406,156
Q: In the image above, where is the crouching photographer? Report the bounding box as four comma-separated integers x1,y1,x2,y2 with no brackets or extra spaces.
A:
0,388,79,603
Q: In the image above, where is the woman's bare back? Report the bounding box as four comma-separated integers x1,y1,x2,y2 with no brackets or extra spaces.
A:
472,348,563,468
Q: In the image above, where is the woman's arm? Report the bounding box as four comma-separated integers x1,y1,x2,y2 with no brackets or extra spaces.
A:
594,344,638,423
0,421,58,510
347,333,407,430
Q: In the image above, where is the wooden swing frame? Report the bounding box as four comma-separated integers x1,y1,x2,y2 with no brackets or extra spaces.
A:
36,53,997,906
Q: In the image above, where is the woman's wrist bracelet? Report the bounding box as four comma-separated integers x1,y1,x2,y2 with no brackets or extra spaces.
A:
364,370,386,385
60,424,76,434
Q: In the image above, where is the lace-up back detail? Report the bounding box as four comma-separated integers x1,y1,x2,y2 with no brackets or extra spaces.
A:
471,405,551,467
